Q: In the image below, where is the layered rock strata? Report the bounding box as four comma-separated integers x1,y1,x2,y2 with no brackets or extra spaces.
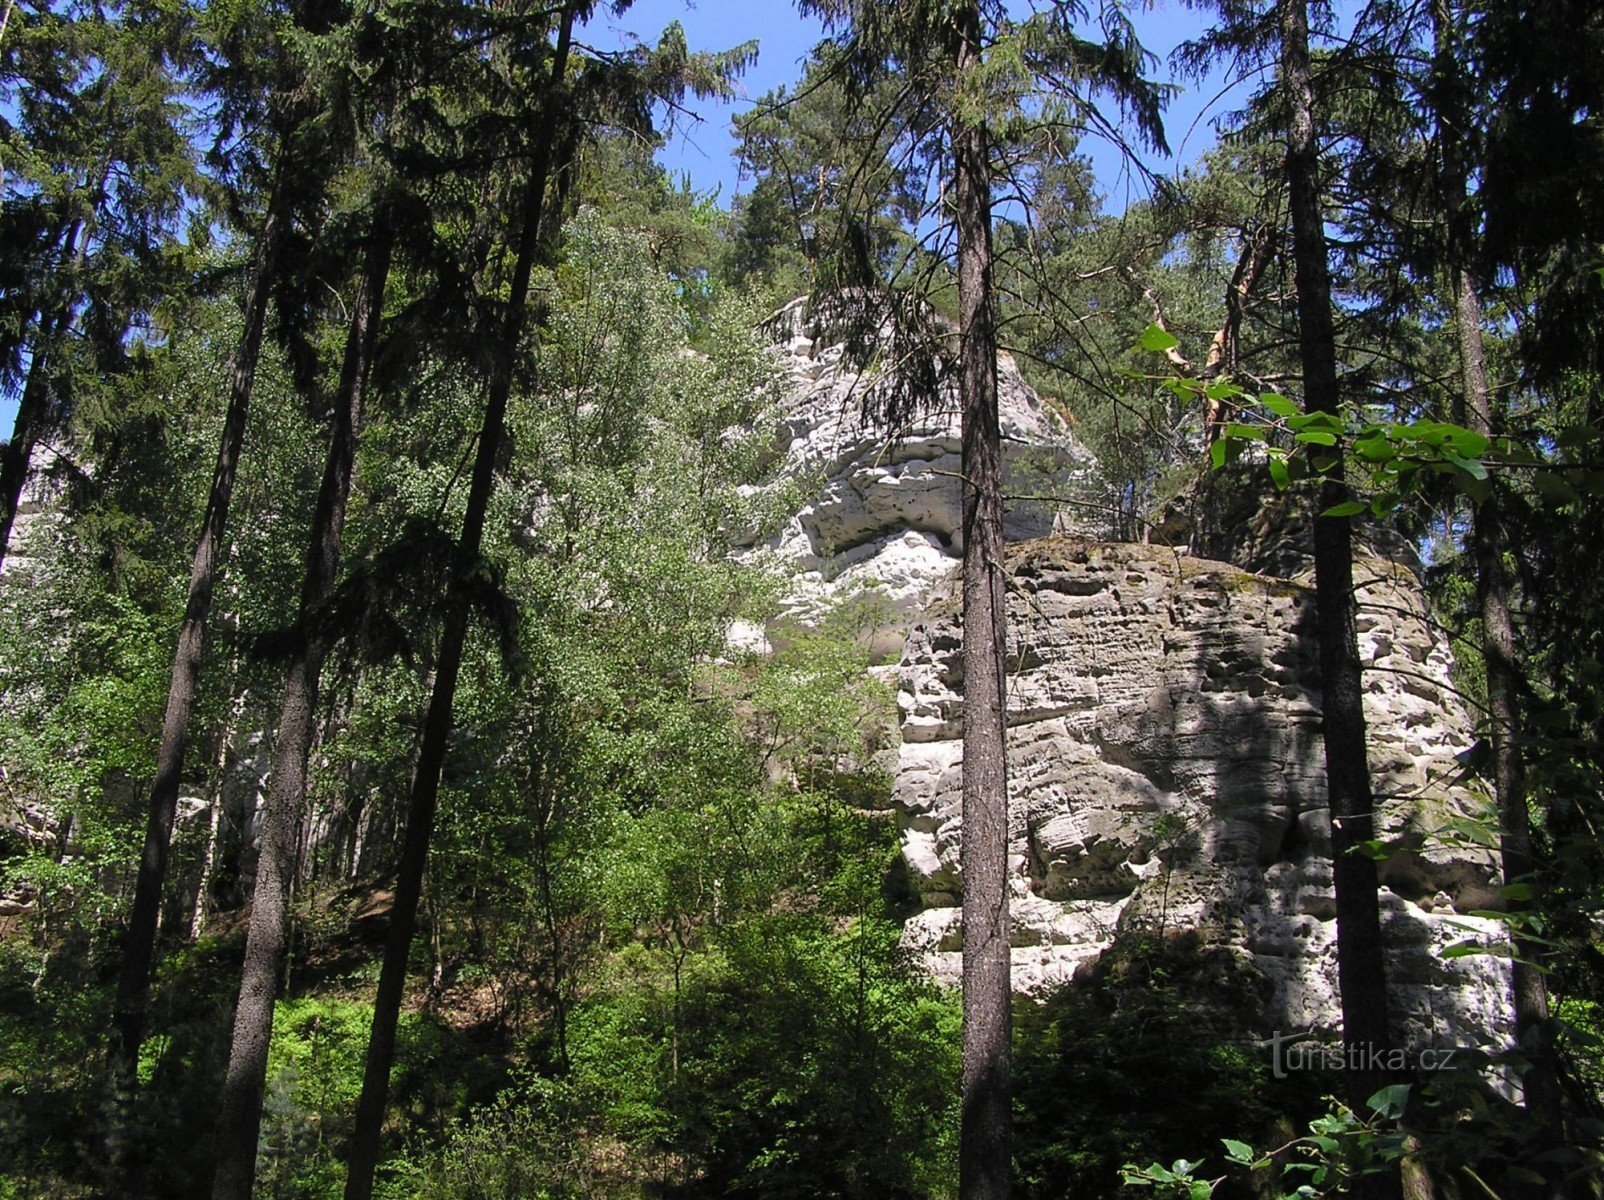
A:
729,298,1096,658
894,538,1512,1049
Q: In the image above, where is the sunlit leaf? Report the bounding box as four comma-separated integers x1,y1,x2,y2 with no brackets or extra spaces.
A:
1141,324,1179,352
1259,392,1299,418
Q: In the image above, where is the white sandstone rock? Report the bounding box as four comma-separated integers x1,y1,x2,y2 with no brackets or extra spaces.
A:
892,538,1513,1051
735,298,1096,660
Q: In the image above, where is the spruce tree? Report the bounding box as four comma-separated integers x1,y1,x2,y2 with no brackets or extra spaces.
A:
109,0,341,1171
340,9,755,1194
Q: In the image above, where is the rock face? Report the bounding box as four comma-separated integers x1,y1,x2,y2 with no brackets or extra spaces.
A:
893,538,1512,1049
737,306,1513,1048
730,298,1096,658
0,444,67,575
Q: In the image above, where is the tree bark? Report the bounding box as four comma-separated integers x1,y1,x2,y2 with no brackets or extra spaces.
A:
111,180,286,1153
1279,0,1393,1100
1201,222,1271,442
190,679,246,941
341,13,576,1197
954,4,1011,1197
210,225,392,1200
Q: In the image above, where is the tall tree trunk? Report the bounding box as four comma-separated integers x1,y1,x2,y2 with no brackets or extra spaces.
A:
210,225,392,1200
954,4,1011,1197
1429,0,1568,1176
110,179,285,1163
341,14,576,1197
0,305,65,569
190,678,246,941
1279,0,1393,1099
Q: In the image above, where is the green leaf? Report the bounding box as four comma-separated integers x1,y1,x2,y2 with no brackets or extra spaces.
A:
1445,429,1492,457
1223,421,1268,442
1189,1181,1213,1200
1268,455,1291,490
1458,473,1493,505
1352,435,1395,462
1322,501,1368,517
1533,471,1583,505
1295,430,1338,447
1442,939,1482,958
1403,419,1455,446
1368,1084,1411,1118
1210,440,1228,470
1444,451,1489,481
1259,392,1299,418
1141,324,1180,353
1288,409,1344,432
1222,1140,1255,1164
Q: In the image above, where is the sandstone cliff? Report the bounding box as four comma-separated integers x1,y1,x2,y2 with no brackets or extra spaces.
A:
747,303,1513,1050
729,297,1096,658
893,539,1511,1048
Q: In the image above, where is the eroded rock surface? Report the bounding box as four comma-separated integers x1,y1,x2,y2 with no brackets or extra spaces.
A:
730,298,1095,658
894,538,1512,1049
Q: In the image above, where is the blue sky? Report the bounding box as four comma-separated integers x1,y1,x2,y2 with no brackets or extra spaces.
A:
597,0,1252,210
3,1,1255,440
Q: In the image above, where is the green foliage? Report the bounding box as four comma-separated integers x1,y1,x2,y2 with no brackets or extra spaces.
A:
1121,1088,1410,1200
1014,934,1328,1200
4,0,1603,1194
1139,332,1497,513
256,997,376,1196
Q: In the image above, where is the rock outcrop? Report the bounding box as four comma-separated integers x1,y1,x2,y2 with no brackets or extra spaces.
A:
739,305,1514,1049
0,443,67,575
730,298,1096,658
893,539,1512,1048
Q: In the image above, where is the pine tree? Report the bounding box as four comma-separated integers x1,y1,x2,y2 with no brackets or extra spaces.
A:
792,3,1163,1192
1278,0,1394,1105
339,16,576,1191
109,0,343,1172
1426,0,1568,1173
340,8,755,1194
1180,0,1396,1114
0,0,197,566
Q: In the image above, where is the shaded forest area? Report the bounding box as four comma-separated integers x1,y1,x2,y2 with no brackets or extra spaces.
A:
1,0,1602,1197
